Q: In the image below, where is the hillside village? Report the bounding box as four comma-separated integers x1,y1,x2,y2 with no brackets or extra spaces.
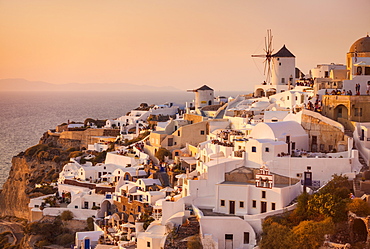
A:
3,34,370,249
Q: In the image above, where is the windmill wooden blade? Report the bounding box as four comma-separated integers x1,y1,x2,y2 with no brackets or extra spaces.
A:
251,54,267,58
251,29,274,83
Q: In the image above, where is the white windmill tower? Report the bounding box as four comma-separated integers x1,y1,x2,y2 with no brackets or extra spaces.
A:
252,30,296,95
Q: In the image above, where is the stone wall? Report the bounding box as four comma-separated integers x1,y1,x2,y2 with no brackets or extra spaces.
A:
59,128,119,149
184,113,204,124
301,110,347,152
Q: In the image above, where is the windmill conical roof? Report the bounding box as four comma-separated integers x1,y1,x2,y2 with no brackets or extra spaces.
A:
196,85,213,91
272,45,295,58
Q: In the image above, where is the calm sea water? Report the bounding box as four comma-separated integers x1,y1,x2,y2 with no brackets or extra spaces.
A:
0,90,244,188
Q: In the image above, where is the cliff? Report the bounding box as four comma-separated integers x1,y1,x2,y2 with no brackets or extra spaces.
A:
0,131,83,220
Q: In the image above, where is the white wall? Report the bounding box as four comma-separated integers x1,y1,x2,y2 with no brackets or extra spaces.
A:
105,152,139,167
271,57,295,86
199,216,256,249
267,156,360,187
43,207,97,220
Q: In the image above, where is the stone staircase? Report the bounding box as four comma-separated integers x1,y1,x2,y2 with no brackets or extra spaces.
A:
353,174,365,197
164,216,201,249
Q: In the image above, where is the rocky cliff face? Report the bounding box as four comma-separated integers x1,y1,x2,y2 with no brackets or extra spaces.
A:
0,132,79,220
0,156,61,220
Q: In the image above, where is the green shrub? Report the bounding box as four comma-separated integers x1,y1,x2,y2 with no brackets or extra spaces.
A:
155,148,171,162
60,210,74,221
86,217,94,231
69,151,83,159
53,156,62,163
25,144,49,157
55,233,74,247
66,147,78,152
35,240,51,248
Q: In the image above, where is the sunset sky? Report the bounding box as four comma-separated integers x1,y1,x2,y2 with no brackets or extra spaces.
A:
1,0,369,91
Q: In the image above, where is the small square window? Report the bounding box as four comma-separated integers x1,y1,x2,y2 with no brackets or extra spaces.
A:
265,147,269,152
272,203,276,210
262,191,266,199
240,201,244,208
200,130,205,135
252,200,256,208
221,200,225,206
252,146,257,153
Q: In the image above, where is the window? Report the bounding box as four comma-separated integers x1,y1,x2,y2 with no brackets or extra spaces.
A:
240,201,244,208
355,108,363,117
338,107,342,118
281,78,285,84
225,234,233,240
320,144,325,151
365,67,370,75
287,96,289,100
252,146,257,153
292,142,296,150
147,241,150,247
357,67,362,75
178,130,181,136
262,191,266,199
168,138,173,146
244,232,250,244
138,206,141,212
200,130,205,135
272,203,276,210
279,62,281,66
265,147,269,152
252,200,257,208
221,200,225,206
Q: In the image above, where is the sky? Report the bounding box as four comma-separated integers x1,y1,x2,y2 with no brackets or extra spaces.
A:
0,0,369,92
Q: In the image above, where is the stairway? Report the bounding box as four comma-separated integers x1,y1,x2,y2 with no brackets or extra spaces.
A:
164,216,201,249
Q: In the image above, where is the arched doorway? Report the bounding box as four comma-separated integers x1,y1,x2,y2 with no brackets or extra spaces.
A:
98,200,113,218
352,219,367,243
255,88,265,97
334,104,348,121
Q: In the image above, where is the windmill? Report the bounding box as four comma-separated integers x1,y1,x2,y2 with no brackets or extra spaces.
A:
252,29,274,84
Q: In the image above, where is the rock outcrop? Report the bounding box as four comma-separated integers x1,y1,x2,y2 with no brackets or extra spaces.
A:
0,131,81,220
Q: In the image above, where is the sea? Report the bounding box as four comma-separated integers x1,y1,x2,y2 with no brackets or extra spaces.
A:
0,90,245,189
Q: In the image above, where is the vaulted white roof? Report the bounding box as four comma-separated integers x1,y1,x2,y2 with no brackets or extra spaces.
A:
250,121,306,140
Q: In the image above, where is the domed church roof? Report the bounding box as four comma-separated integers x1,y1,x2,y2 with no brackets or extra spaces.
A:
349,35,370,53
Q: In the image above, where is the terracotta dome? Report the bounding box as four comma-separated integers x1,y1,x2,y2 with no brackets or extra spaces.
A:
349,35,370,53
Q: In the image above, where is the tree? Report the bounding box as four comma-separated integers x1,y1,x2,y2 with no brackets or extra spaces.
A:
347,198,370,217
290,218,334,249
290,192,310,224
260,221,293,249
155,147,171,162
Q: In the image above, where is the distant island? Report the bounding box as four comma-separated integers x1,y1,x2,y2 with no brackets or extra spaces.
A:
0,78,180,92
